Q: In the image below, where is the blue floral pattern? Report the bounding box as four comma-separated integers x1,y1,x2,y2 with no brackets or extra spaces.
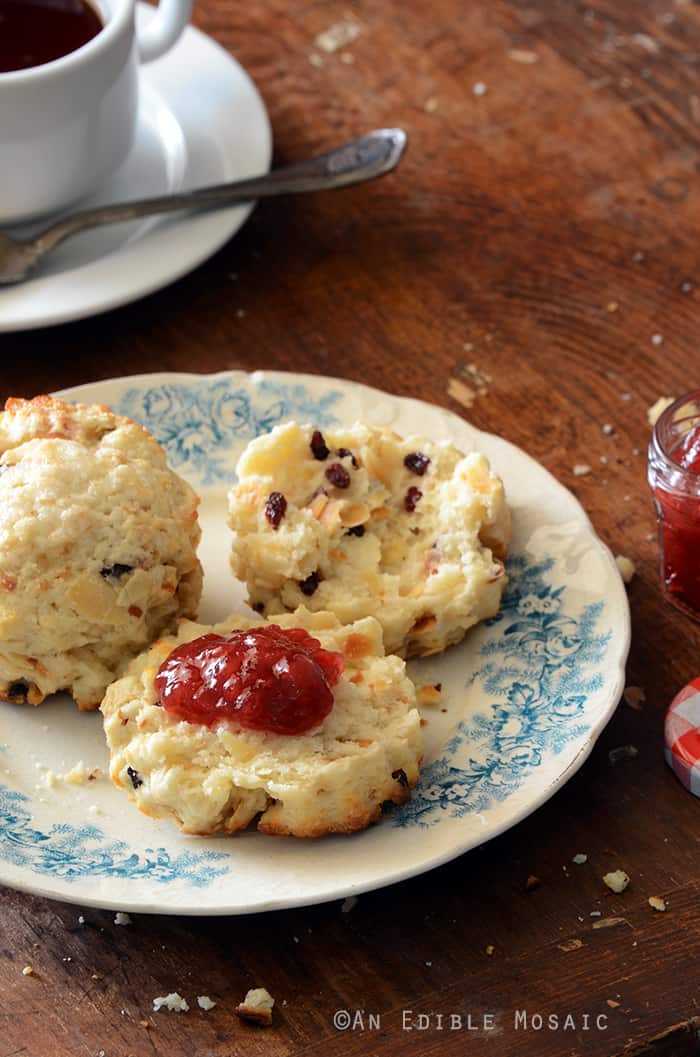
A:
0,374,618,894
0,785,229,885
117,377,343,484
394,555,610,827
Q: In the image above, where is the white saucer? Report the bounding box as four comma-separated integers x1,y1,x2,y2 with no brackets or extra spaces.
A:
0,5,272,333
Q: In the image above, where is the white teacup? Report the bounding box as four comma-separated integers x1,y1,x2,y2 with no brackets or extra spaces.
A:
0,0,192,224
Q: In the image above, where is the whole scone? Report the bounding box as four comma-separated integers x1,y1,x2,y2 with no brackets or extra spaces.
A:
101,609,422,837
227,422,510,658
0,396,202,709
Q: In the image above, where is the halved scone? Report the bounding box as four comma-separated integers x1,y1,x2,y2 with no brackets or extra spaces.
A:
101,609,422,837
227,421,510,658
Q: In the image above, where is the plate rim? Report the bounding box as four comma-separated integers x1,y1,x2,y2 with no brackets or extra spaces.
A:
0,11,273,333
0,370,631,915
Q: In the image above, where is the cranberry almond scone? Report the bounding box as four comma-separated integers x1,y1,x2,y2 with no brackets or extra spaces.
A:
227,422,510,658
101,609,422,837
0,396,202,709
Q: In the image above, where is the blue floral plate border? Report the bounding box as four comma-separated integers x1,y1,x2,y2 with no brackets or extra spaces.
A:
0,372,630,915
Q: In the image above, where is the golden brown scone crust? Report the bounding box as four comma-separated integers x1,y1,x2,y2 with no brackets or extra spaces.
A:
0,396,202,709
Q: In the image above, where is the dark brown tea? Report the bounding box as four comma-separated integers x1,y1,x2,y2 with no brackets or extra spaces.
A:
0,0,103,73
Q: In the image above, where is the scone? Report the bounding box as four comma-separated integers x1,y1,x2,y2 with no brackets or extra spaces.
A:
0,396,202,710
227,421,510,658
101,609,422,837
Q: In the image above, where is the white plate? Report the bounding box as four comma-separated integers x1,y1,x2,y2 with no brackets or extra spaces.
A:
0,7,272,332
0,371,630,914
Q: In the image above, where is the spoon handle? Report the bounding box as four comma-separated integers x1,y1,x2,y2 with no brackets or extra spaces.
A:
37,128,407,251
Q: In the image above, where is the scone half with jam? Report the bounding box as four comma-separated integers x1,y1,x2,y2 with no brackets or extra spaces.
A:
227,421,510,658
0,396,202,710
101,609,422,837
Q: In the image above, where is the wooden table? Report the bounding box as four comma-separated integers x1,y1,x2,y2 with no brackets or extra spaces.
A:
3,1,700,1054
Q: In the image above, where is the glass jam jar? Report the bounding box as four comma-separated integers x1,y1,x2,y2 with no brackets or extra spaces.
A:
648,390,700,619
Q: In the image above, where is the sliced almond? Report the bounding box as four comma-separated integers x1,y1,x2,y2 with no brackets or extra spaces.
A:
67,574,131,624
319,499,343,530
339,502,370,527
309,492,329,519
364,451,392,488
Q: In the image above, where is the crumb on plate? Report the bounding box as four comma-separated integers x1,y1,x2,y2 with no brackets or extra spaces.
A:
416,683,442,706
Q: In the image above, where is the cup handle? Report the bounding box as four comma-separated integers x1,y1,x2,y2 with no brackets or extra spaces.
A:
137,0,193,63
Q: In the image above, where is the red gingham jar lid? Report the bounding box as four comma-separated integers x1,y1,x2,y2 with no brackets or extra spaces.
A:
665,677,700,797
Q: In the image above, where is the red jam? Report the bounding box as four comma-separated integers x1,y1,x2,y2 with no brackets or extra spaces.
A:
650,400,700,618
155,625,344,734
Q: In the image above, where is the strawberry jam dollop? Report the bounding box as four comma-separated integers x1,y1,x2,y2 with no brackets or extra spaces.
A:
154,625,344,734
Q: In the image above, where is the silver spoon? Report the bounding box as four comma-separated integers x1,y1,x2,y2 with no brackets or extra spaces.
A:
0,128,407,285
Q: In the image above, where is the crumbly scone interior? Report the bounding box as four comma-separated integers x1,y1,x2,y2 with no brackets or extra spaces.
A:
228,421,510,657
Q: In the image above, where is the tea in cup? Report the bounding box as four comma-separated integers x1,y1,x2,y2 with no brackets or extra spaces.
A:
0,0,192,222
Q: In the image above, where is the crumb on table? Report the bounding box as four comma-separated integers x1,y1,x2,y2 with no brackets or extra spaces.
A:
603,870,630,893
235,987,275,1026
615,555,636,583
647,396,675,426
153,993,189,1013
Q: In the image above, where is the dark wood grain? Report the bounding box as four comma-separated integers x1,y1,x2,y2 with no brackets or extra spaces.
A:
3,1,700,1055
618,1019,700,1057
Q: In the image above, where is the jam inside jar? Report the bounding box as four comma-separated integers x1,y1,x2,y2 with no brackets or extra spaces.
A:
648,391,700,619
